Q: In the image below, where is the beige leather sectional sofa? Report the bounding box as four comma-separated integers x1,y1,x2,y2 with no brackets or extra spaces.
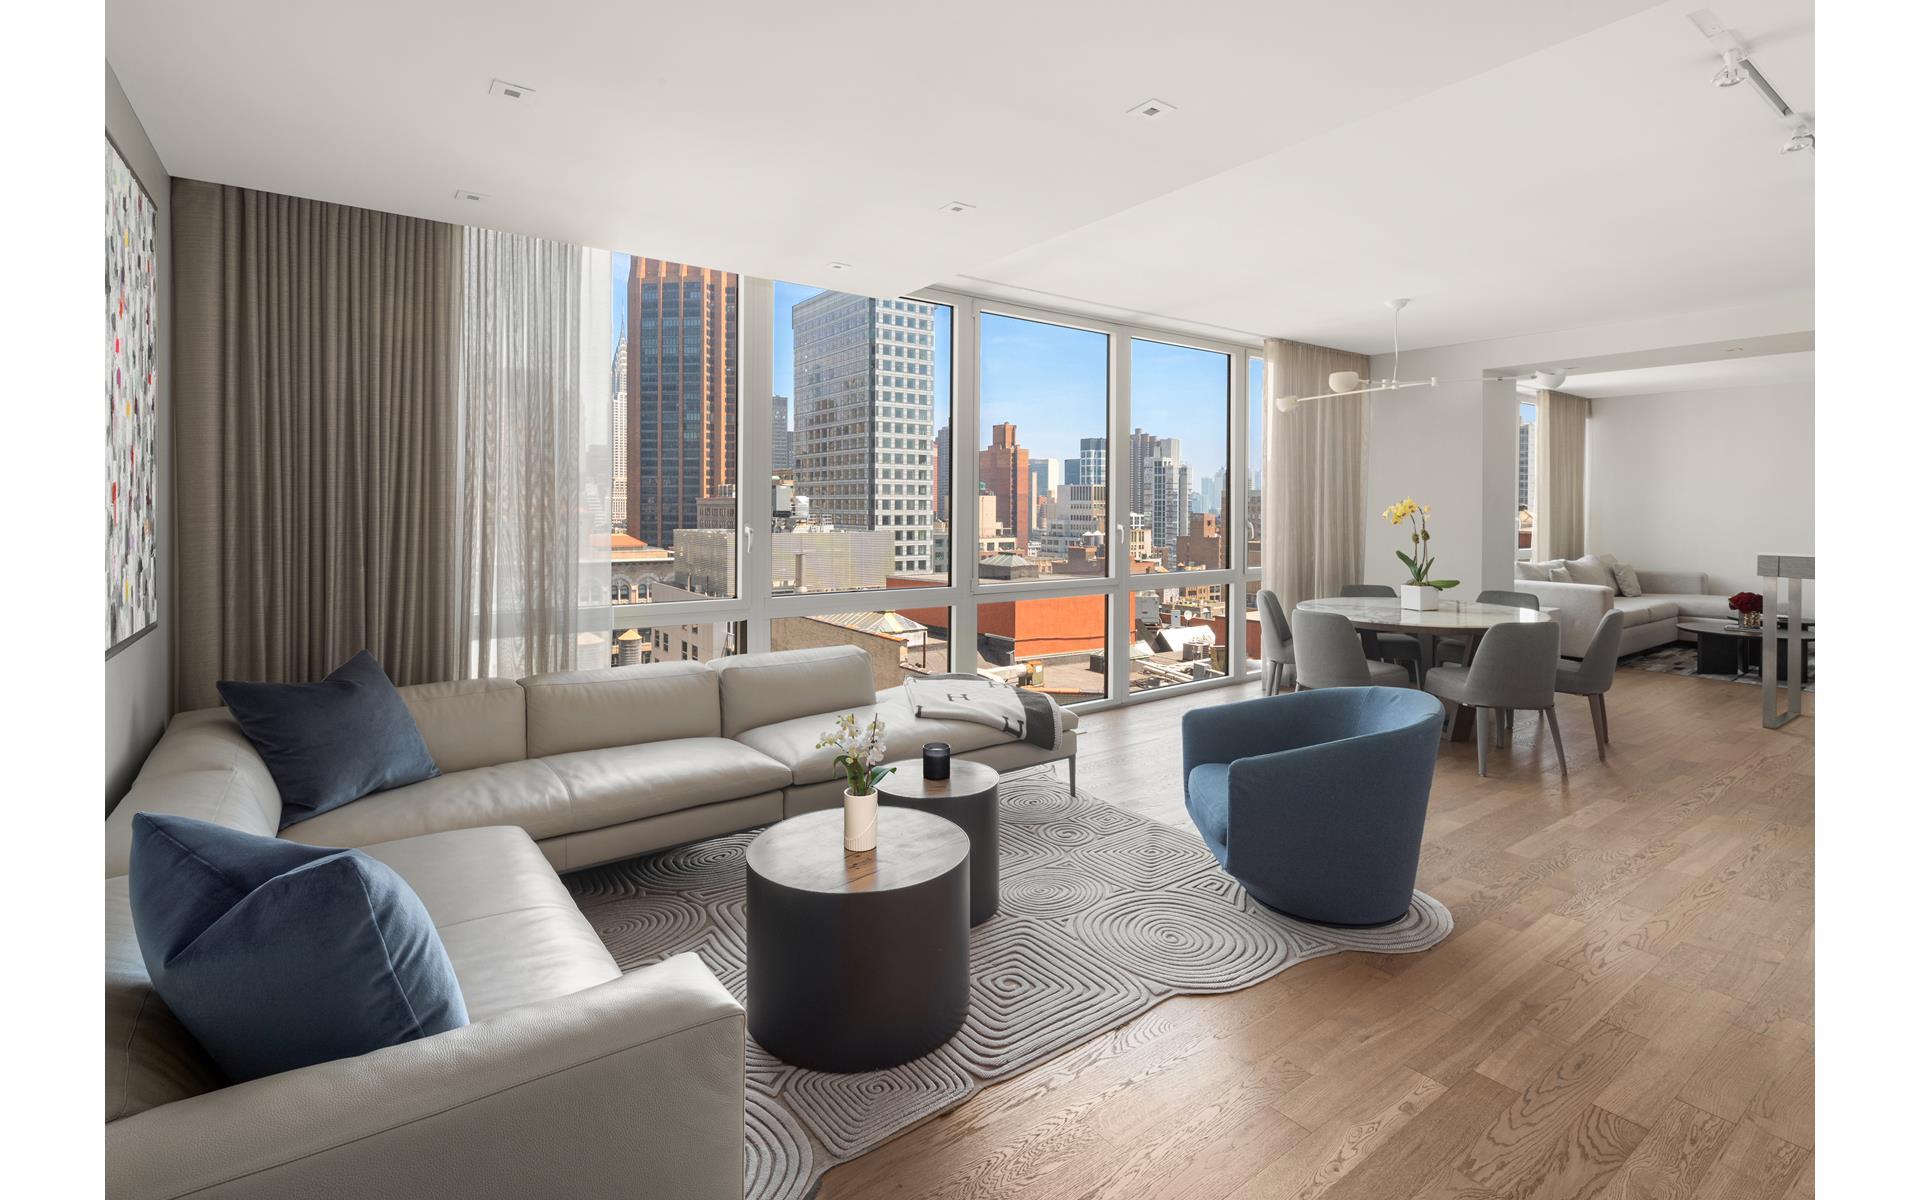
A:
104,645,1077,1198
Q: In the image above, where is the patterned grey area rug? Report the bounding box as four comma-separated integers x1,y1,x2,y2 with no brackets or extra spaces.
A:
566,766,1452,1200
1621,642,1815,689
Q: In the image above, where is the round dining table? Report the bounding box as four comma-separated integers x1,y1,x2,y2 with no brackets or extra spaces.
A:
1294,596,1560,742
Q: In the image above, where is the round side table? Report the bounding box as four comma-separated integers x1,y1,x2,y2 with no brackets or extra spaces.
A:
878,760,1001,926
745,807,970,1072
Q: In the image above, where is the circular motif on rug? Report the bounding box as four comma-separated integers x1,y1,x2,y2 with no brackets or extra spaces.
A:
998,867,1114,920
744,1088,814,1200
997,776,1082,824
1070,890,1293,991
590,892,709,970
628,831,756,895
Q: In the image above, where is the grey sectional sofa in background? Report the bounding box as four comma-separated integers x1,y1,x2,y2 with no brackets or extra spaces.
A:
1515,568,1730,658
103,645,1077,1198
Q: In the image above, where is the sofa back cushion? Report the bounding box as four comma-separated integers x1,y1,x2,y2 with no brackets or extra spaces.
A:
399,678,526,773
712,646,878,737
520,661,721,758
104,707,285,877
106,875,223,1121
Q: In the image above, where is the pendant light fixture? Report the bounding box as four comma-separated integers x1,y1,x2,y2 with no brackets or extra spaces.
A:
1272,298,1437,413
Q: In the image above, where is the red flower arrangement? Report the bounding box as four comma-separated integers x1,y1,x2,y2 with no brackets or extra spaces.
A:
1728,591,1764,615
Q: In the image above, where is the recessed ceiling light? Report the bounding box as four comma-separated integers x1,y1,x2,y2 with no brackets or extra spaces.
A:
1126,98,1178,120
828,261,851,271
487,78,535,100
937,201,976,215
453,189,488,202
1725,346,1745,352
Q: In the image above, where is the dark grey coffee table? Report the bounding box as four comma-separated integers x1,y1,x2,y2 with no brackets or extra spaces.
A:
745,807,970,1072
878,760,1001,925
1679,619,1814,681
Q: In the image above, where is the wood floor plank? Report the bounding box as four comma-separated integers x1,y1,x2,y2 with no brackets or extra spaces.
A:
1595,1100,1733,1200
816,670,1814,1200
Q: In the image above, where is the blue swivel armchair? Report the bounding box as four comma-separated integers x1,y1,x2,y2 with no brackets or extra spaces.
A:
1181,687,1446,926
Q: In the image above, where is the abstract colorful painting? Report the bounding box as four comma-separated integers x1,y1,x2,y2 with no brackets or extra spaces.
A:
107,137,158,655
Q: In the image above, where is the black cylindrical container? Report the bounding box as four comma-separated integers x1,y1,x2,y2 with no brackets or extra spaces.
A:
922,742,952,780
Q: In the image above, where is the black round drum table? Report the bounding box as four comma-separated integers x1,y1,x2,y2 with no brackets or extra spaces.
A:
745,807,970,1072
878,760,1002,926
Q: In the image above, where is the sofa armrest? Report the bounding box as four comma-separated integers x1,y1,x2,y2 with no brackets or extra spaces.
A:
1634,568,1707,595
1512,580,1611,656
106,954,745,1200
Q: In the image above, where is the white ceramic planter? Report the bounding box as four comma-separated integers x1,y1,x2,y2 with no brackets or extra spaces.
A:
843,789,878,852
1400,584,1439,611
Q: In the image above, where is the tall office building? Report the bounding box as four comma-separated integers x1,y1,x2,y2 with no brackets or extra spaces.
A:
791,292,938,573
611,334,629,532
624,258,739,547
1031,457,1063,502
1129,430,1189,559
979,423,1033,554
772,394,793,472
1077,437,1107,487
933,425,951,523
1517,420,1534,512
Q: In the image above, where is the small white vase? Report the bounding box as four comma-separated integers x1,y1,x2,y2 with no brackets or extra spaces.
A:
1400,584,1439,611
843,789,878,852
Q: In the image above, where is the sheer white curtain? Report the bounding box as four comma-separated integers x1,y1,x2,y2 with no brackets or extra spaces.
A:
457,229,611,679
1534,388,1590,562
1261,337,1371,618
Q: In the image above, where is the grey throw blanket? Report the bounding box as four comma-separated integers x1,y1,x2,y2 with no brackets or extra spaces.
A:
901,673,1063,752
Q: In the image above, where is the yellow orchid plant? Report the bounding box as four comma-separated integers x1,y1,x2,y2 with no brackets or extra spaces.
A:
1382,498,1460,591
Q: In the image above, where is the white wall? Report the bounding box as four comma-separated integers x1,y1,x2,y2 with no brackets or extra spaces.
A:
1587,382,1815,613
106,63,172,810
1363,294,1814,601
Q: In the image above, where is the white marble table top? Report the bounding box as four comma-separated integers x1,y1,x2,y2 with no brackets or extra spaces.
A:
1295,596,1558,633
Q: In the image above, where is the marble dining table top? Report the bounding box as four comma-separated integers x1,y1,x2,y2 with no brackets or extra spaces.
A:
1295,596,1558,633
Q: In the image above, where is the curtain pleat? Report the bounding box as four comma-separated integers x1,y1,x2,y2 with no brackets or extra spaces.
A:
1261,337,1371,619
171,179,460,710
456,228,588,680
1536,388,1590,560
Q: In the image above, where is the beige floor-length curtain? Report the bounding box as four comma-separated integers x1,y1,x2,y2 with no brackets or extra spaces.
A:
1262,337,1372,618
457,228,601,680
172,180,460,711
1534,388,1591,561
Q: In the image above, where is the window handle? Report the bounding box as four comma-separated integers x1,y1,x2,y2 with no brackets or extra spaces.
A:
744,524,754,554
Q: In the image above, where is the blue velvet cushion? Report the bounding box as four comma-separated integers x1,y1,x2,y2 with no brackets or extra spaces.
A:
1185,763,1231,862
129,813,469,1084
217,650,439,828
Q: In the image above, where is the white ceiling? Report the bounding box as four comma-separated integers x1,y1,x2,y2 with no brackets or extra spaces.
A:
106,0,1813,353
1564,349,1814,398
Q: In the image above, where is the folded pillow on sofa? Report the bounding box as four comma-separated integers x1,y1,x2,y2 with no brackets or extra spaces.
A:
1562,554,1617,590
1515,561,1551,581
218,650,439,828
1613,562,1644,597
128,813,468,1084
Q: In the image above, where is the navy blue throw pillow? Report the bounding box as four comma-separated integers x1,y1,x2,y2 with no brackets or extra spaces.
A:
217,650,439,828
129,813,469,1083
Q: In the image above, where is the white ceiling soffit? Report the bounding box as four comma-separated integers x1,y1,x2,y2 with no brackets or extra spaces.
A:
106,0,1662,302
1565,349,1814,398
960,0,1814,352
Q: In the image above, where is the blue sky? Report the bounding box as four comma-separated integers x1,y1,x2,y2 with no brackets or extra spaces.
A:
616,257,1234,480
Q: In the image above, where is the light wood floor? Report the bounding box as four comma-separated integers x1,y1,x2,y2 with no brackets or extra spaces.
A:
819,668,1815,1200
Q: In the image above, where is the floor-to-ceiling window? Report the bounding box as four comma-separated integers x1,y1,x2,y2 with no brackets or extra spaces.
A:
1517,397,1538,560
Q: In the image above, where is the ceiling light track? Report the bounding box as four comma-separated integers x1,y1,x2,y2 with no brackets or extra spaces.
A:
1687,8,1813,153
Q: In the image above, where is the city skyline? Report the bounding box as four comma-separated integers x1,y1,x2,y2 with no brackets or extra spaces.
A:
611,263,1237,487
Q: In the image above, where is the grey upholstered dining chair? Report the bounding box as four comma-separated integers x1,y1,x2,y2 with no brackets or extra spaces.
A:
1434,589,1541,667
1292,608,1417,690
1255,589,1295,696
1422,619,1565,776
1338,584,1422,684
1555,609,1625,760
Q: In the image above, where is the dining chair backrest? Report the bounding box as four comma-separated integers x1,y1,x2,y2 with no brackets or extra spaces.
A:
1476,589,1540,610
1256,589,1292,662
1292,608,1376,689
1560,610,1625,693
1340,584,1396,599
1458,620,1561,710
